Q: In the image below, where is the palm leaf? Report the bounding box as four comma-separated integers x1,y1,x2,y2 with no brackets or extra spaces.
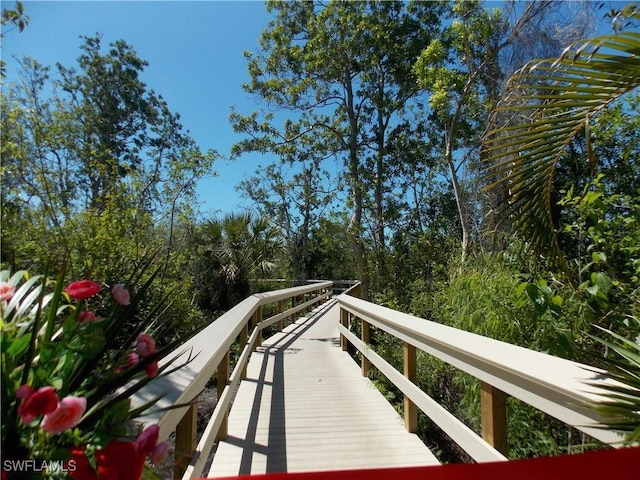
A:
482,31,640,267
586,322,640,444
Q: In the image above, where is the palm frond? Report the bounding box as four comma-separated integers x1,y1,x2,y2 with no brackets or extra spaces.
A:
587,321,640,444
482,32,640,266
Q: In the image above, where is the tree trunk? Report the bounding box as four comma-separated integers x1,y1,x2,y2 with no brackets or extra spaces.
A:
299,170,311,281
445,141,471,262
375,93,386,287
345,76,369,300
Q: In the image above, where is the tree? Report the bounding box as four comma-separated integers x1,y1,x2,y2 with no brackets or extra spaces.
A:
413,0,506,262
307,213,358,281
1,35,216,280
231,1,444,297
55,35,215,216
1,1,29,77
482,7,640,268
237,155,337,281
413,0,600,261
193,212,284,312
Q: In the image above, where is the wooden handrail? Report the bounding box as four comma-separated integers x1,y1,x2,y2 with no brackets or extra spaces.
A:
131,281,333,478
336,294,625,460
133,280,625,477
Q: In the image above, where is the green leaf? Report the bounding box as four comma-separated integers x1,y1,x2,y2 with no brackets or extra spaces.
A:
4,332,31,358
586,284,599,296
592,272,612,295
551,295,563,307
515,281,529,298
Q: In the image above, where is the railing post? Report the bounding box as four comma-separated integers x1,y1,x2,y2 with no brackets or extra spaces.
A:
174,403,198,479
216,350,230,441
403,342,418,433
278,299,284,330
481,381,508,456
340,307,348,351
255,305,263,348
361,318,371,377
240,322,248,379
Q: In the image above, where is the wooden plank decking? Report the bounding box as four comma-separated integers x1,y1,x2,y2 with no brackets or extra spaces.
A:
207,299,439,477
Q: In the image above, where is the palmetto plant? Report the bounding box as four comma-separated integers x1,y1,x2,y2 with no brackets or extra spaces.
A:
203,212,283,285
482,6,640,268
588,321,640,444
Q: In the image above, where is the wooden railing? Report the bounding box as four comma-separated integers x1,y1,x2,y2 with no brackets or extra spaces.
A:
331,279,361,296
132,281,333,479
133,279,625,478
336,293,625,463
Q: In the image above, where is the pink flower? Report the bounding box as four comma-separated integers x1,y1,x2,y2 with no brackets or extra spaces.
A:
0,281,16,301
136,333,156,358
145,360,159,378
151,441,171,465
41,396,86,434
16,384,34,399
17,386,59,424
114,352,141,374
111,283,130,306
135,424,159,456
65,280,101,300
127,352,140,367
78,310,99,323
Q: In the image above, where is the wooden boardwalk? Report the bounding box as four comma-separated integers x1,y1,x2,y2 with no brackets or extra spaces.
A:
207,299,439,477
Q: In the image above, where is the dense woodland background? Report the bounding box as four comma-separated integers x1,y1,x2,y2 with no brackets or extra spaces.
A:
2,0,638,461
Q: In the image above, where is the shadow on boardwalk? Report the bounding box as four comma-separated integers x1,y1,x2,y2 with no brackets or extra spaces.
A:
208,300,438,477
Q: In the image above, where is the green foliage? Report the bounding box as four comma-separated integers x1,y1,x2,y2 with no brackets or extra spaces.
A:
589,322,640,443
191,212,284,313
306,214,357,281
1,1,28,33
0,1,29,77
560,174,640,285
0,267,192,476
555,173,640,352
411,256,564,351
1,34,214,341
482,21,640,267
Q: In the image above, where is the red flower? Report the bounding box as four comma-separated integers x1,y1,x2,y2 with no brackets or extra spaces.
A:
144,360,159,378
17,386,59,424
135,424,159,456
69,440,145,480
65,280,101,300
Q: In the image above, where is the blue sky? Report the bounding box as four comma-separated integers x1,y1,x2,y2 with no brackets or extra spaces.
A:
2,0,276,217
2,1,631,219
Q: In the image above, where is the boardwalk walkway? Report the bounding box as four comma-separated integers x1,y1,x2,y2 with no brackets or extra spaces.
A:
208,299,439,477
